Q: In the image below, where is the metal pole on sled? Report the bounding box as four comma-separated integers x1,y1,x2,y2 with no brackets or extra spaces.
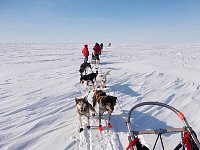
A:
126,101,200,149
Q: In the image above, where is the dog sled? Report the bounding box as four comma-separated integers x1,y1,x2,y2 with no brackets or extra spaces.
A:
91,53,100,65
91,53,97,64
126,102,200,150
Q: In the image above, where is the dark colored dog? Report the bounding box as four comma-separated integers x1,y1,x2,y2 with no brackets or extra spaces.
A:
80,71,98,86
92,90,117,131
75,97,97,132
79,62,92,75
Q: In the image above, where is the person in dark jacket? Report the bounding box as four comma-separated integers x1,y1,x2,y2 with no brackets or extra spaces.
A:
99,43,103,55
82,44,89,63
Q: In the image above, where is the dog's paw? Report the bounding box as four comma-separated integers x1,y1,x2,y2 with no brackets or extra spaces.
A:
98,125,103,131
79,128,84,132
107,123,112,128
87,125,90,129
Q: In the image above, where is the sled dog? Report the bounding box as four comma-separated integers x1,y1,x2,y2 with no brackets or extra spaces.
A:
92,90,117,131
75,97,96,132
79,62,92,75
80,71,98,86
96,70,111,88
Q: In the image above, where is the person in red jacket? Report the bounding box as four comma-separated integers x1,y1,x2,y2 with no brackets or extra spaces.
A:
82,44,89,63
93,43,101,61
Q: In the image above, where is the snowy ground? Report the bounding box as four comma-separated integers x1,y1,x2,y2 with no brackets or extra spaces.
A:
1,42,200,150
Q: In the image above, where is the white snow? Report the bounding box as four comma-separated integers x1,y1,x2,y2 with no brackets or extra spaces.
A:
0,42,200,150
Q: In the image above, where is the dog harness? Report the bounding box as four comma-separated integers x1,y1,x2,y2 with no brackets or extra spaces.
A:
97,96,111,114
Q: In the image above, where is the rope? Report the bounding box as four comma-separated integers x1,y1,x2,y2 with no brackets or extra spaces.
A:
160,134,165,150
153,133,165,150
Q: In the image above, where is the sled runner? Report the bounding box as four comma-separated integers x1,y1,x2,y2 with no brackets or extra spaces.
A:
126,102,200,150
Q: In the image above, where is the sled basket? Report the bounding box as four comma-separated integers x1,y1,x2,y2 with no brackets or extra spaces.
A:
126,102,200,150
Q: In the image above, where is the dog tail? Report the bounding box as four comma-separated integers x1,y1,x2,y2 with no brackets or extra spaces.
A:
104,69,111,76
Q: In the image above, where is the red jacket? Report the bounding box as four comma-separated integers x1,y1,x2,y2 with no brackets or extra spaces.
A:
93,44,101,56
82,45,89,57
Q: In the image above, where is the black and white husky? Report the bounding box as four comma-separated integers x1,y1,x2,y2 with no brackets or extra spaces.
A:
75,97,96,132
80,71,98,86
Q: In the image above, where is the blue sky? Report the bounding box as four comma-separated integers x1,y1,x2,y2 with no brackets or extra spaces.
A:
0,0,200,43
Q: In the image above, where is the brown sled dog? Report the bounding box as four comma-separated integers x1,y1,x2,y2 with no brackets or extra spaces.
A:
92,90,117,131
75,97,97,132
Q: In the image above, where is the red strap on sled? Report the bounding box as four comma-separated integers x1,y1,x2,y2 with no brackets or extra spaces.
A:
174,129,192,150
183,130,192,150
126,137,139,150
177,112,185,120
185,138,191,150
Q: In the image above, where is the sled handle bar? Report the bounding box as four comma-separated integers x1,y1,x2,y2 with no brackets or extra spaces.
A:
127,102,187,124
131,128,183,135
126,101,200,149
